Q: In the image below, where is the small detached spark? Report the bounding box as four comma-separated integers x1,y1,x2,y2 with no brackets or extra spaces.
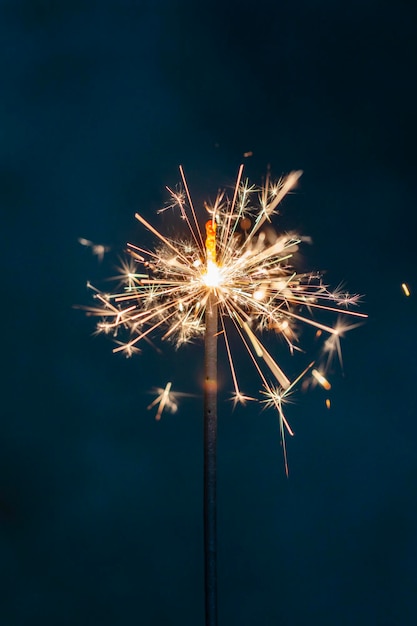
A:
147,382,198,421
81,165,366,472
147,382,178,421
312,368,331,391
402,282,411,297
78,238,111,262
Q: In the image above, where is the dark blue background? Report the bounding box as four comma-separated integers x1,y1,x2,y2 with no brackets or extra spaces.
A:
1,1,417,624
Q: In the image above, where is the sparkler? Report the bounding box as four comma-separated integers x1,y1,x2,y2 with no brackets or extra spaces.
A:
80,165,366,626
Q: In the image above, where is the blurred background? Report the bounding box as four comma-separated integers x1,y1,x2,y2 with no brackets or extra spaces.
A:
1,1,417,624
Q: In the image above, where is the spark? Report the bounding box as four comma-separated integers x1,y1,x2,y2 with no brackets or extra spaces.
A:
147,382,198,420
113,339,141,358
402,283,410,297
147,381,178,421
114,257,145,291
78,237,111,262
260,360,314,475
260,383,293,476
312,369,332,390
82,166,366,471
321,317,363,374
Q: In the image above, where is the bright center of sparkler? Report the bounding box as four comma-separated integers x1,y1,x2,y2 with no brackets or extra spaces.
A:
203,260,222,287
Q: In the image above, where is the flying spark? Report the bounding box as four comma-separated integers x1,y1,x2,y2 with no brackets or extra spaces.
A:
78,238,111,262
312,369,332,390
402,282,410,297
81,166,366,472
147,382,178,421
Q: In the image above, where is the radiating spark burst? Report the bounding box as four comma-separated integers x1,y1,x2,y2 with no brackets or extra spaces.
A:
82,165,367,473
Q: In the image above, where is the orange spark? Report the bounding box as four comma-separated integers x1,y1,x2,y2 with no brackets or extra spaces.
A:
312,369,331,390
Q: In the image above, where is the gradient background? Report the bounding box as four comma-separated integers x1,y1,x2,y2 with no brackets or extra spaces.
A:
2,1,417,624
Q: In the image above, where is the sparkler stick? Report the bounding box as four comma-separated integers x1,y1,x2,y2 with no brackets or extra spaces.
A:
204,220,219,626
204,291,218,626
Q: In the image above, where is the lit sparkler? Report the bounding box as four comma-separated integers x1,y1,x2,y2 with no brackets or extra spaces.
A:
80,165,366,626
82,165,365,456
